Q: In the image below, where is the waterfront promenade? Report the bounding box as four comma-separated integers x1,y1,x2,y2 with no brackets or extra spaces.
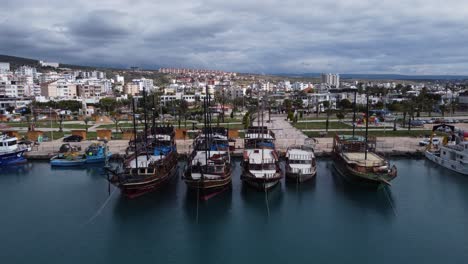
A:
25,134,427,160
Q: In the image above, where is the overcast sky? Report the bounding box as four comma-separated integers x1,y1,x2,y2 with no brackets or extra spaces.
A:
1,0,468,74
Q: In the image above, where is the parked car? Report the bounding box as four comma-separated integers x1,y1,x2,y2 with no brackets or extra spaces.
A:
63,135,83,142
436,126,454,133
410,120,425,127
419,138,440,146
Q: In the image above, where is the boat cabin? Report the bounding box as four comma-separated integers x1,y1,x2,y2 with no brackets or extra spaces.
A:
0,135,19,152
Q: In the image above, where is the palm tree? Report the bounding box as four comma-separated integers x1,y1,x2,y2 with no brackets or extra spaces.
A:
110,112,121,133
83,116,92,133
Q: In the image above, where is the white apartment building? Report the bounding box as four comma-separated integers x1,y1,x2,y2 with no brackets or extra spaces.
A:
39,61,59,68
114,74,124,84
321,73,340,88
39,72,62,83
0,62,10,73
131,78,154,91
15,66,37,77
227,86,246,99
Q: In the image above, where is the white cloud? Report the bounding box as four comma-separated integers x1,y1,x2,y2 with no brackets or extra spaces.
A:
0,0,467,74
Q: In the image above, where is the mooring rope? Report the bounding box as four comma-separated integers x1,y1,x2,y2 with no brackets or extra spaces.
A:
382,186,397,216
82,187,117,226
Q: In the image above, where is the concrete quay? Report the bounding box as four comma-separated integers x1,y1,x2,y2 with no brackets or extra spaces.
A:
24,136,426,160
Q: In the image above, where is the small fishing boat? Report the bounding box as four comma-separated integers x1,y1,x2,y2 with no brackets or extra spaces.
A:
285,145,317,182
0,134,28,166
241,125,282,190
84,142,112,163
425,124,468,174
50,149,86,167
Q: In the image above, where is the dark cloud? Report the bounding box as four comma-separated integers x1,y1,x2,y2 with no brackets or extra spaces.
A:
0,0,467,74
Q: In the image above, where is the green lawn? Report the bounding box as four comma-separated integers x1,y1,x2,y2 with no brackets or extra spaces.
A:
304,129,432,138
293,121,351,130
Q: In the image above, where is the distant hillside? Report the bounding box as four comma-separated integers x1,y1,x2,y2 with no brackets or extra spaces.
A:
0,54,40,69
274,72,468,81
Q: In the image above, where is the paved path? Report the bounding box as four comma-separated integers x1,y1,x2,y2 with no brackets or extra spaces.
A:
265,114,309,150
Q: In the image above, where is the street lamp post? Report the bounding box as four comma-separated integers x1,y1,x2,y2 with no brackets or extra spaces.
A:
50,108,53,141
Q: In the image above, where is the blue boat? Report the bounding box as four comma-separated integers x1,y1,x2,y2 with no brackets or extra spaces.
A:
84,142,112,163
0,135,28,166
50,152,86,167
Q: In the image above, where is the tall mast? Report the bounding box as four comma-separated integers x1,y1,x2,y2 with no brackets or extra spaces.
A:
132,98,139,172
204,85,210,173
352,89,357,138
160,94,163,125
365,85,369,160
142,88,148,149
152,93,156,136
261,93,265,169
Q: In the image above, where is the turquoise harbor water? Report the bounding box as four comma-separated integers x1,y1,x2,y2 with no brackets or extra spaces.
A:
1,159,468,263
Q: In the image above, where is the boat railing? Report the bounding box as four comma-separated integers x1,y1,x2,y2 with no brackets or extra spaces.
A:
287,154,313,161
254,172,279,178
345,158,385,167
248,158,276,164
287,167,314,174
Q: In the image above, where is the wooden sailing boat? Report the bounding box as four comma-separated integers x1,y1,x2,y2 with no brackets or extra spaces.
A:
241,96,282,190
183,86,233,200
107,91,178,198
332,87,397,187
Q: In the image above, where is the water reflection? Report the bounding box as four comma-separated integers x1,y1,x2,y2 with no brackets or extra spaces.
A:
240,183,284,217
112,174,179,220
0,162,33,175
330,166,396,219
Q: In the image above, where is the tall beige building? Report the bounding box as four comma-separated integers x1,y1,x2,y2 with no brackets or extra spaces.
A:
40,80,77,98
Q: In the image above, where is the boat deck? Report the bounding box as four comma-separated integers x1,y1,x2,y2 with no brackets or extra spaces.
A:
342,152,385,167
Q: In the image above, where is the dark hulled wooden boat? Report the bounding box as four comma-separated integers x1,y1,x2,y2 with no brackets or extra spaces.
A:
332,135,397,188
107,124,179,198
184,127,233,200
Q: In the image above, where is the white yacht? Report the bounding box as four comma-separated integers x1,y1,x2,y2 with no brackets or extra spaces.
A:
285,145,317,182
425,141,468,175
425,124,468,175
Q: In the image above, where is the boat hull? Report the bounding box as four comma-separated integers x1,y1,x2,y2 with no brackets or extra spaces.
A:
285,170,316,183
425,150,468,175
184,169,233,200
50,157,86,167
85,152,112,164
114,164,178,199
332,157,395,188
241,170,282,190
0,150,27,166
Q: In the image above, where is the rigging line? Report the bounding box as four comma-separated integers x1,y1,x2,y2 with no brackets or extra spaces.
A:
382,186,397,217
264,181,270,218
82,187,117,226
196,179,200,224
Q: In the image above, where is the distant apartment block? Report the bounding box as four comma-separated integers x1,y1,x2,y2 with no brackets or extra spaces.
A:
40,80,77,98
75,70,106,79
159,68,234,75
124,83,140,95
114,74,124,84
39,72,62,83
15,66,37,77
321,73,340,88
131,78,154,91
0,62,10,73
39,61,59,68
